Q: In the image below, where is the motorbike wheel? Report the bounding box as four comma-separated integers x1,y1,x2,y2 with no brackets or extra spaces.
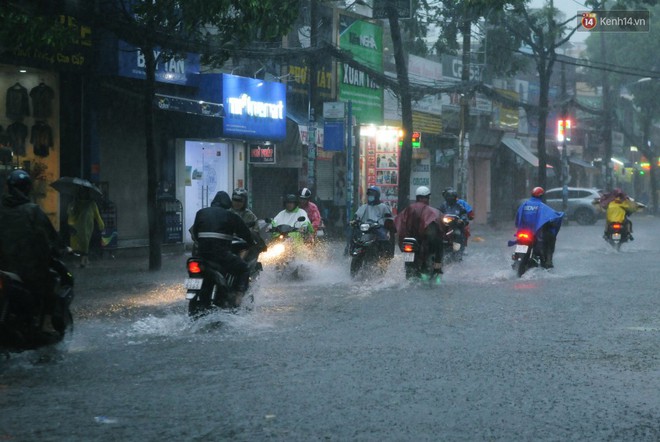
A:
350,255,364,278
514,254,529,278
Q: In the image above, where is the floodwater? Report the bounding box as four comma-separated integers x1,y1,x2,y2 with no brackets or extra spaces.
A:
1,216,659,441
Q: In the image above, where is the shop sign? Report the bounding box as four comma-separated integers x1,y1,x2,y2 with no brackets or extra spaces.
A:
249,143,276,164
222,74,287,141
118,40,200,86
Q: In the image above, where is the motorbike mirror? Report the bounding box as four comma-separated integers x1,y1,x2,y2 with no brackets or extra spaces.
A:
297,216,306,222
263,217,272,224
383,213,392,218
246,221,256,228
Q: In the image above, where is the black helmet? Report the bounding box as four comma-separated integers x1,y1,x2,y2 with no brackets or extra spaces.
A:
7,169,32,197
284,194,298,204
299,187,312,199
232,187,248,204
442,187,458,201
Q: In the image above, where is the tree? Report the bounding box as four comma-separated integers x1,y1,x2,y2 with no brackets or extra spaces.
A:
498,1,578,189
585,2,660,212
94,0,299,271
428,0,524,197
0,2,79,52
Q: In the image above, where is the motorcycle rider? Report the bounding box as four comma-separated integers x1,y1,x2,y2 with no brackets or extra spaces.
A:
298,187,324,236
230,187,267,263
190,190,255,307
515,186,564,269
272,194,313,239
604,188,639,240
352,185,396,260
438,187,472,248
394,186,444,276
0,169,63,337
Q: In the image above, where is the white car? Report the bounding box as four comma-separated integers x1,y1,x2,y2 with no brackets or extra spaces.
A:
517,187,604,225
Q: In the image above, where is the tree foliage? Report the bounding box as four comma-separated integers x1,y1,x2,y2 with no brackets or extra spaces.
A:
0,2,79,51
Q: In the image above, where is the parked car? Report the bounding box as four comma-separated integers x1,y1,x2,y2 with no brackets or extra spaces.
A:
516,187,604,225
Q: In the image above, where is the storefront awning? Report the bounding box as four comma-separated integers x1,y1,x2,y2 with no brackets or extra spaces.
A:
569,157,595,168
501,137,539,167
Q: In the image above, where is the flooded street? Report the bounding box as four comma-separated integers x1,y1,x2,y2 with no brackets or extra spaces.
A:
2,217,660,441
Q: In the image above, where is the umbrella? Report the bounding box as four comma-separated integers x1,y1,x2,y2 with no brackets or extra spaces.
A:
51,176,103,201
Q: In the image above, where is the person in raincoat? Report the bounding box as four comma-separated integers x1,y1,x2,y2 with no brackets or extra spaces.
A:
352,185,396,260
515,186,564,269
394,186,444,275
603,188,640,240
271,194,313,243
67,186,104,267
0,169,63,335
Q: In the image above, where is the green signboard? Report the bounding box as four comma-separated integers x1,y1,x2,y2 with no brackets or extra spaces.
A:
338,14,383,125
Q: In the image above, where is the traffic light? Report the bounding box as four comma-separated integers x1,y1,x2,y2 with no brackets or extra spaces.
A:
557,119,572,142
412,132,421,149
398,131,421,148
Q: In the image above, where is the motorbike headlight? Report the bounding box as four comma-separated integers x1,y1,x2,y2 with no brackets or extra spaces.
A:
442,216,453,225
261,243,286,262
360,223,371,232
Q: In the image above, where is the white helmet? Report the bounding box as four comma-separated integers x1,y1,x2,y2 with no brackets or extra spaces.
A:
415,186,431,197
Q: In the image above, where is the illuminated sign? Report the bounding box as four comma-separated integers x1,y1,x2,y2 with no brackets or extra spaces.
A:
222,74,286,141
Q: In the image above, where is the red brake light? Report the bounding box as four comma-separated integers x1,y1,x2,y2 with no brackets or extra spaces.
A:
187,260,202,274
517,231,531,240
403,243,414,253
612,223,622,230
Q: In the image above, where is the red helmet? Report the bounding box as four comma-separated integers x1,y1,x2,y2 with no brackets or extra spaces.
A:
531,187,545,197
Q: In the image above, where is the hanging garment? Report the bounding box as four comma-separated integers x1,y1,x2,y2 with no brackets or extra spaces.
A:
30,83,55,119
30,121,53,157
7,121,28,156
6,83,30,120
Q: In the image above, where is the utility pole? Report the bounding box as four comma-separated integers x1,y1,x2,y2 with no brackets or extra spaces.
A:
598,0,613,190
560,59,570,223
457,6,471,199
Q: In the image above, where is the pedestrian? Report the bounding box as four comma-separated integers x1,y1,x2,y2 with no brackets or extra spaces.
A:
67,187,104,268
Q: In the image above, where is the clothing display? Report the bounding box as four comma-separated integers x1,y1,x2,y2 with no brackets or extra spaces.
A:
6,82,30,120
7,121,28,156
30,82,55,119
30,121,53,157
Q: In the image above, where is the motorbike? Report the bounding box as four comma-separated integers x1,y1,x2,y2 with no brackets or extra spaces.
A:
262,216,310,280
0,257,74,354
604,220,630,251
441,214,467,263
509,229,541,277
185,223,267,317
401,237,438,282
348,216,393,278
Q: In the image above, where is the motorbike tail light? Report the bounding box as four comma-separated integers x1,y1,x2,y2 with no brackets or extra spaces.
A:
612,223,622,230
187,260,202,274
403,243,415,253
517,230,533,243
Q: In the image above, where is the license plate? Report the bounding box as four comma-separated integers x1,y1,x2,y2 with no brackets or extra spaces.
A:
184,278,203,290
514,245,529,253
612,233,621,240
403,252,415,262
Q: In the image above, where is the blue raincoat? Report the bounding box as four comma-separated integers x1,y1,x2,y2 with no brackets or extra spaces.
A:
515,196,564,235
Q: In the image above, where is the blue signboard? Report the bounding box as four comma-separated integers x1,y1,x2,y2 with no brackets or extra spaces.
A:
222,74,286,141
117,40,200,86
324,120,345,151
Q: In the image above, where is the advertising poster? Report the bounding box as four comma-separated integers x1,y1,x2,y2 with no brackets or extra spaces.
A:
364,130,399,213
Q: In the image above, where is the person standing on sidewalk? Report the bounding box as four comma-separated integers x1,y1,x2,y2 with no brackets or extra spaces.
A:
68,187,104,268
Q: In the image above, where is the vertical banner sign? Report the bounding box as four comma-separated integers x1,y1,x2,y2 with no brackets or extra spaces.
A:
338,14,384,125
